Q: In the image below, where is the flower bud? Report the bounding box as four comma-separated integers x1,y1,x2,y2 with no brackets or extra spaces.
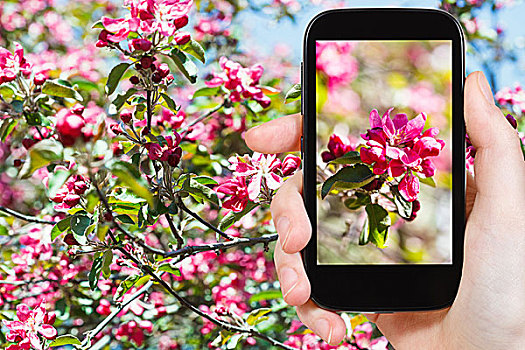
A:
130,38,152,52
63,193,80,207
120,110,133,123
99,29,110,42
152,72,162,83
34,73,47,86
140,56,154,69
165,74,174,85
362,178,384,191
174,15,189,29
281,154,301,176
13,159,22,167
56,109,85,147
135,62,143,70
111,124,124,136
157,63,170,78
130,75,140,85
412,199,421,213
112,142,123,156
174,32,191,45
506,114,518,129
167,147,182,167
45,312,57,325
104,212,113,222
96,40,108,48
141,127,150,136
64,234,80,246
71,103,85,115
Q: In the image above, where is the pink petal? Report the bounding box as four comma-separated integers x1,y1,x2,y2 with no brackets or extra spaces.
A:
101,17,126,32
403,113,427,142
247,174,261,201
392,113,408,130
16,304,30,322
369,109,382,128
38,324,57,340
265,172,282,190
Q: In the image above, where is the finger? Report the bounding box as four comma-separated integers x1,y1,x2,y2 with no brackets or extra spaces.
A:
244,114,302,153
465,172,476,219
296,300,347,346
464,71,525,205
270,171,311,254
274,239,310,306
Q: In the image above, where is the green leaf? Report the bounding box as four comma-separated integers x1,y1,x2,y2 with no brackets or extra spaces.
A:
116,214,135,224
89,253,104,290
47,169,71,198
418,176,436,187
71,215,91,236
218,202,258,231
157,263,181,276
0,226,9,236
328,151,362,165
19,139,63,179
180,174,219,205
106,62,131,96
285,83,301,103
49,335,82,347
392,186,413,220
42,80,83,101
114,274,140,301
112,88,138,111
91,20,104,29
226,333,245,349
50,217,71,240
179,39,206,63
365,204,391,248
192,176,218,186
344,192,371,210
246,308,271,326
0,84,15,100
102,250,113,279
169,49,198,84
192,86,220,98
161,93,178,111
111,161,154,207
321,164,374,199
358,219,369,245
248,290,282,303
0,118,17,142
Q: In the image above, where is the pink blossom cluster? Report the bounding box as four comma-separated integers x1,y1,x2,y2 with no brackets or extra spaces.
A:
48,172,89,210
216,153,300,212
205,56,272,108
144,132,183,167
316,41,358,88
3,302,57,350
359,109,444,202
193,1,233,40
54,103,105,147
97,0,192,48
496,84,525,115
283,320,388,350
321,134,356,162
115,320,154,347
0,42,33,84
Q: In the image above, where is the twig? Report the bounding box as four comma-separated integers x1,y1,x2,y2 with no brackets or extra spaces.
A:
142,265,295,350
0,206,56,225
82,280,154,348
164,234,277,258
165,213,184,249
178,200,235,240
180,102,225,138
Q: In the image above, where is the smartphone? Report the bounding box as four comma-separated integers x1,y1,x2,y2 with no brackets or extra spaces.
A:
301,8,465,312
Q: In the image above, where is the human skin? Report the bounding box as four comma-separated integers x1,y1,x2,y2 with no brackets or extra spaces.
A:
244,71,525,349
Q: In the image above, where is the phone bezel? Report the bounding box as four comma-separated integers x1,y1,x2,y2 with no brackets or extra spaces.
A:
302,8,466,312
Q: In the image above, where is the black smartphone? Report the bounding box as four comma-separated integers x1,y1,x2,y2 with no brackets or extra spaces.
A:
301,8,465,312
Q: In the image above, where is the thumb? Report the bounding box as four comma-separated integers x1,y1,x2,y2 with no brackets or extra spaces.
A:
464,71,525,204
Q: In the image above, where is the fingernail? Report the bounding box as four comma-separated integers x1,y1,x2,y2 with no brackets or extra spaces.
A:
315,318,332,344
280,267,298,299
275,216,291,248
477,72,494,104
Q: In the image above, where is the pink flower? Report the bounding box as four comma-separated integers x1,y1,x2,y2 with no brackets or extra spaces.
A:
321,134,355,162
281,154,301,176
3,302,57,350
316,41,358,87
230,153,282,201
157,108,185,129
0,42,32,83
130,38,152,51
216,177,249,212
399,173,420,202
144,133,183,167
56,108,86,147
205,56,272,108
496,84,525,114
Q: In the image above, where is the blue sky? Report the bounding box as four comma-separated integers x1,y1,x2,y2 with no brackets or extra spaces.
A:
237,0,525,89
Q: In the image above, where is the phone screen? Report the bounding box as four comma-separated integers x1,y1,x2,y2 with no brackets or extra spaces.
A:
316,40,453,265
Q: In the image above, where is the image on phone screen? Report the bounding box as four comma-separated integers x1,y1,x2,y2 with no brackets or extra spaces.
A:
316,40,453,265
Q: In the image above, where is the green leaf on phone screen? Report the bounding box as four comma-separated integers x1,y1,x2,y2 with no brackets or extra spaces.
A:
365,204,391,248
321,164,374,199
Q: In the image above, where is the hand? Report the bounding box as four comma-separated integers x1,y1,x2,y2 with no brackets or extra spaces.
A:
244,71,525,349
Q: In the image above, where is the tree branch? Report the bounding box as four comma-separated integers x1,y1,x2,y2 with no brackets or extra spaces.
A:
178,199,235,241
0,206,56,225
165,213,184,249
